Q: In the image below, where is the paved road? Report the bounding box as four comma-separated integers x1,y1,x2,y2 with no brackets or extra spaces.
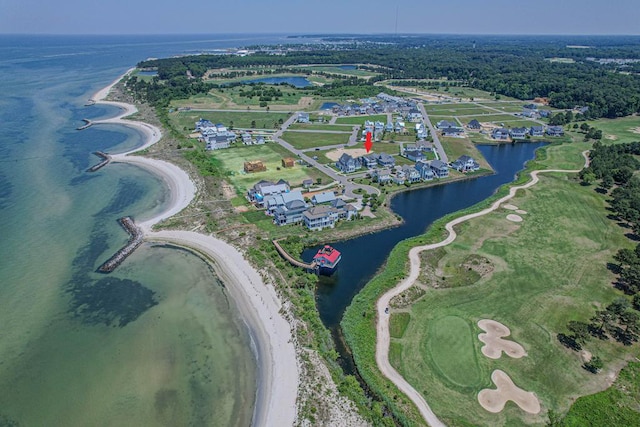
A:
376,151,590,427
418,103,448,163
274,113,379,197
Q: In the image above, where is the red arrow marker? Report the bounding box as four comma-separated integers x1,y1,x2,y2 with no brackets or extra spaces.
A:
365,131,373,153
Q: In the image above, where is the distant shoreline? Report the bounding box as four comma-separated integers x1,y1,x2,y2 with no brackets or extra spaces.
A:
90,69,299,427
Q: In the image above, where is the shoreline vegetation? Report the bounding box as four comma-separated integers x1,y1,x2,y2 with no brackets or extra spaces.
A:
91,70,299,427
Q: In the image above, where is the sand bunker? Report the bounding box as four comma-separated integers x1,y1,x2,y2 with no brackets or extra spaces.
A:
502,204,519,210
630,127,640,135
506,214,523,222
478,370,540,414
325,147,369,162
477,319,526,359
515,209,527,215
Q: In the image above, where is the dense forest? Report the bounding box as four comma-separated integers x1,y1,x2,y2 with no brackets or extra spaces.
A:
136,35,640,118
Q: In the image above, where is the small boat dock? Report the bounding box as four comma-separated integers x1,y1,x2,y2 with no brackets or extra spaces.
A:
97,217,143,273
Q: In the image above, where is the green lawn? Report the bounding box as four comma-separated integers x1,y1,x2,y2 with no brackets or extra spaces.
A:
389,312,411,339
210,143,330,194
393,171,636,426
170,110,291,130
425,106,496,116
587,116,640,144
287,123,354,131
280,131,350,150
440,136,491,168
477,103,526,113
462,114,521,124
335,115,388,125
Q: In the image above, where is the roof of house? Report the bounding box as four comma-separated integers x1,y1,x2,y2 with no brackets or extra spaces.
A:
303,205,338,220
338,153,354,164
313,191,336,204
431,159,449,170
468,119,481,126
377,152,395,163
313,245,341,263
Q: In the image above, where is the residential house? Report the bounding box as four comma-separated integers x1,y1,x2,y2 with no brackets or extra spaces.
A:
430,159,449,178
442,127,464,137
372,168,392,184
402,165,422,183
538,110,551,118
361,154,378,169
510,127,528,139
547,126,564,136
530,126,544,137
302,179,313,189
273,199,308,226
405,148,426,162
247,179,289,205
336,153,361,173
385,122,394,132
377,152,395,167
303,205,341,231
522,107,540,118
407,108,422,122
451,155,480,172
394,120,406,133
311,191,336,205
436,120,461,130
415,122,429,139
205,136,231,150
491,128,510,140
195,118,214,131
393,169,406,185
467,119,481,130
265,190,305,216
241,132,253,145
297,112,310,123
416,140,433,152
415,161,435,181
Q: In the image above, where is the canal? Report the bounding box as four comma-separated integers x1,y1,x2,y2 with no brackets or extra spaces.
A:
303,142,547,372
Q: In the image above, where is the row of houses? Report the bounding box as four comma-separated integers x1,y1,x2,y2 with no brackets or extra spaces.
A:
371,159,451,185
196,119,238,150
336,152,396,173
491,125,564,140
247,180,357,230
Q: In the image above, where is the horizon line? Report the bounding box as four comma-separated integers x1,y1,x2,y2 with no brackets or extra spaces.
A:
1,32,640,37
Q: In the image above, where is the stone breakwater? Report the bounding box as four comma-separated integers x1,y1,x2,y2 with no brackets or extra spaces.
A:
97,216,143,273
87,151,111,172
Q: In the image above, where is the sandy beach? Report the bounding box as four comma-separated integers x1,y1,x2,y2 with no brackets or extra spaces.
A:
91,70,299,426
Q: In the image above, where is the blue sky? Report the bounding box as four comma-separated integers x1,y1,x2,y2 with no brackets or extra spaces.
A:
1,0,638,35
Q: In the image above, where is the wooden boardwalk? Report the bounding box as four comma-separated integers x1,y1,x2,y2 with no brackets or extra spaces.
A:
272,239,316,271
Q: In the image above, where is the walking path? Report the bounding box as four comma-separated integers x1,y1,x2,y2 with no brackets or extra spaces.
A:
375,151,589,427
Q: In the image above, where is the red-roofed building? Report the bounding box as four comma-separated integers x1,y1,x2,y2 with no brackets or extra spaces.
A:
313,245,341,273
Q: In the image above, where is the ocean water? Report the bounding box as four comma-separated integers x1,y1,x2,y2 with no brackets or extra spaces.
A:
0,34,291,426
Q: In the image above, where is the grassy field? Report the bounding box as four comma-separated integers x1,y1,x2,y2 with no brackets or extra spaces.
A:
392,155,637,425
297,65,380,78
281,131,350,150
440,136,491,168
562,361,640,426
169,110,291,131
210,143,330,194
425,106,497,116
335,115,388,125
462,113,521,124
171,85,322,111
587,116,640,144
287,123,354,131
477,103,526,113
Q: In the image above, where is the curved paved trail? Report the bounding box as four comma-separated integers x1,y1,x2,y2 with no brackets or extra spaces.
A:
375,151,589,427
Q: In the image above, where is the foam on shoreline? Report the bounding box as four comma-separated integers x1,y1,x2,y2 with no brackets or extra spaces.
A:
90,70,299,427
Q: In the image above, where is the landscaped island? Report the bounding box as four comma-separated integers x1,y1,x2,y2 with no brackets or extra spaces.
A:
112,34,640,426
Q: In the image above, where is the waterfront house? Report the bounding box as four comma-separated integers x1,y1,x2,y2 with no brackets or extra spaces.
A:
303,205,341,231
372,168,392,184
467,119,481,130
393,169,406,185
430,159,450,178
336,153,361,173
530,126,544,137
415,160,435,181
402,165,422,183
273,199,308,226
297,112,310,123
248,179,290,206
491,128,510,140
265,190,305,216
311,191,336,205
510,127,528,139
451,155,480,172
546,125,564,136
405,148,426,162
377,152,395,168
